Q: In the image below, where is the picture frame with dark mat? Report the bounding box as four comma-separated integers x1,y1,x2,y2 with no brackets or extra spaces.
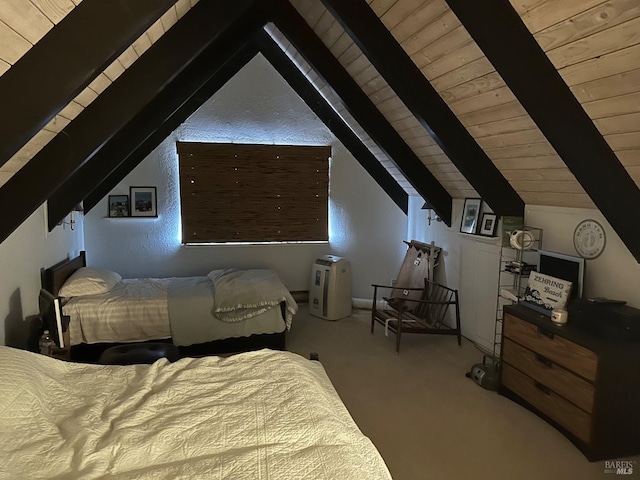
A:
130,186,157,217
108,195,129,217
479,213,498,236
460,198,482,234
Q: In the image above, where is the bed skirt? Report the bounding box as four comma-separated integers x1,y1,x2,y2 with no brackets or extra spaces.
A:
68,331,286,363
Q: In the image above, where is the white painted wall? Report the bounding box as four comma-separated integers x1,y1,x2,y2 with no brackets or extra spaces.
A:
84,54,407,299
407,198,640,353
525,204,640,307
0,205,83,346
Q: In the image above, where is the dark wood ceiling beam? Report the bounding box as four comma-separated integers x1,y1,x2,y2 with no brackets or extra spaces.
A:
0,0,262,244
0,0,178,167
83,42,261,215
50,30,264,226
447,0,640,261
266,0,452,225
321,0,524,218
255,31,408,214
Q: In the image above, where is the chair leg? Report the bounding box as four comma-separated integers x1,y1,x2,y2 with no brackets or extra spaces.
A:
395,314,402,355
371,287,377,334
454,291,462,347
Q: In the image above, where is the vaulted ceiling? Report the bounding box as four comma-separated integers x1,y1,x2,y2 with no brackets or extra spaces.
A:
0,0,639,260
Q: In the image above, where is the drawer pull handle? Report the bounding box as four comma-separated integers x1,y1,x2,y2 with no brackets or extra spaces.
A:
535,354,552,368
535,382,551,395
537,327,554,340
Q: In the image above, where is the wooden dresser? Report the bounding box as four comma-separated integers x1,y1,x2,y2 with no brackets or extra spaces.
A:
500,303,640,461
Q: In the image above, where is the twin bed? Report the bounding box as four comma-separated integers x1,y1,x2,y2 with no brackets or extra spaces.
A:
42,251,297,358
6,252,393,477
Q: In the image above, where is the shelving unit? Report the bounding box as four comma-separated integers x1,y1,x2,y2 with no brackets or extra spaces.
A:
492,226,543,364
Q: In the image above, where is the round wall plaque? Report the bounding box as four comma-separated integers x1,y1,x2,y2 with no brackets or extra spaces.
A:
573,219,606,259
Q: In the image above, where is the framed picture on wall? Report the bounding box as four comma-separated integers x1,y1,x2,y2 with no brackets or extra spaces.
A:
460,198,482,234
479,213,498,236
108,195,129,217
130,186,157,217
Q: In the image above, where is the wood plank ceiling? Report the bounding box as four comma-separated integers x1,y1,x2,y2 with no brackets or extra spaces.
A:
0,0,639,258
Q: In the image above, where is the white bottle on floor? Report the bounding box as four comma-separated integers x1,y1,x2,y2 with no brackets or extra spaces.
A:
38,330,54,356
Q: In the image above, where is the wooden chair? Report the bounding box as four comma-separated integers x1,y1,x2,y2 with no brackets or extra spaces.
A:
371,279,461,354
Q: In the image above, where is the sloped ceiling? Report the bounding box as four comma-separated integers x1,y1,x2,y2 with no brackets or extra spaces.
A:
0,0,639,260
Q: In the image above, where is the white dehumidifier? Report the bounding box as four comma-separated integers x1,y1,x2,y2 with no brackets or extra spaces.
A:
309,255,352,320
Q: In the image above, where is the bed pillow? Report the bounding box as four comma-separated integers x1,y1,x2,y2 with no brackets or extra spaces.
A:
58,267,122,297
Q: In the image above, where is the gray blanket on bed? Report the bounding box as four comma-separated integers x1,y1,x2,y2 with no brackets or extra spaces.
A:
167,276,216,346
167,271,297,346
207,269,297,330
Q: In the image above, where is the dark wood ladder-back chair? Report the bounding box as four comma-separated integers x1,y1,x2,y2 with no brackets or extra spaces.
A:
371,279,461,354
370,240,460,354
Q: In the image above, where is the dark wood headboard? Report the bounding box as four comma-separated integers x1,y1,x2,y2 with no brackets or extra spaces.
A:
43,251,87,295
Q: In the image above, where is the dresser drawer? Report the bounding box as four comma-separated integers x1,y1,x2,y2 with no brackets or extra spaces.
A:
502,363,592,443
502,338,595,413
503,313,598,381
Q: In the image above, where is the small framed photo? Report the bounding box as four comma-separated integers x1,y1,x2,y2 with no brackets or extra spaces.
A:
108,195,129,217
479,213,498,236
130,186,157,217
460,198,482,234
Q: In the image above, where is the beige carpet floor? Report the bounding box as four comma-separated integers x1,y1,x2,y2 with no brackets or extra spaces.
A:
286,305,639,480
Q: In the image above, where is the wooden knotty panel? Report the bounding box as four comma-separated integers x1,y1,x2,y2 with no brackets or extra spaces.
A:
378,0,588,207
338,0,618,209
561,43,640,87
518,0,605,35
0,1,53,46
0,1,197,190
178,142,330,243
571,68,640,104
532,0,640,53
514,0,640,204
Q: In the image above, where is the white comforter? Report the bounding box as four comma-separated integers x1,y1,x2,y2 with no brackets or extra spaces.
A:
0,347,391,480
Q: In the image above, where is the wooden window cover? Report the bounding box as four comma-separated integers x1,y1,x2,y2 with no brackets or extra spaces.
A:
177,142,330,243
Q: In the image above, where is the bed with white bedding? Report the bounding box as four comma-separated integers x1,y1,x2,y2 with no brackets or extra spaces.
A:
62,275,291,347
0,347,392,479
43,252,298,355
62,277,173,345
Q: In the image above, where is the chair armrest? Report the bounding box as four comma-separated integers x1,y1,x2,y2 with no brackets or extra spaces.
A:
371,284,425,291
372,284,427,309
387,297,456,306
383,297,456,305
